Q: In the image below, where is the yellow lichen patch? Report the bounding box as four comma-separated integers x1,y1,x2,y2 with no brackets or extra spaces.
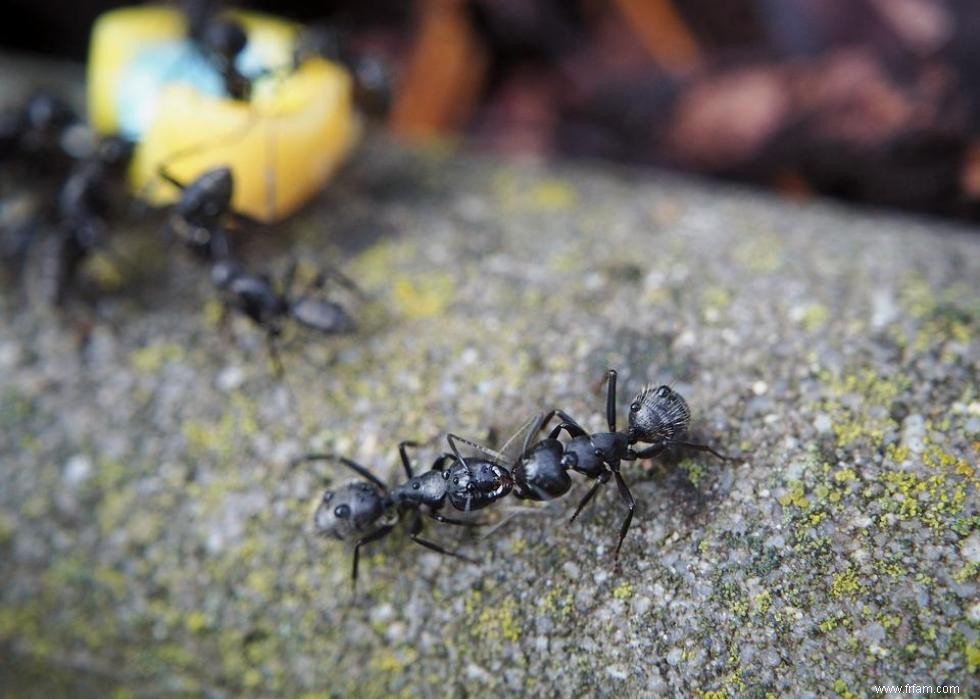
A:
732,234,782,273
966,642,980,674
831,569,863,599
899,276,937,319
799,303,830,332
131,342,185,374
392,274,455,319
878,470,969,530
834,679,859,699
530,179,577,210
612,582,634,600
468,593,522,643
185,611,209,634
820,368,910,450
779,480,809,509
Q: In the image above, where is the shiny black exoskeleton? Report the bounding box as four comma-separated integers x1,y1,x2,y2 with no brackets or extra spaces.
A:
509,370,732,558
211,258,357,371
2,133,134,305
0,93,84,173
159,166,239,261
293,22,394,118
301,439,513,587
183,0,252,101
40,136,134,304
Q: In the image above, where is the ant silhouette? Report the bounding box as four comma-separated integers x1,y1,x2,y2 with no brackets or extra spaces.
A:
210,258,357,375
298,437,513,588
468,370,734,559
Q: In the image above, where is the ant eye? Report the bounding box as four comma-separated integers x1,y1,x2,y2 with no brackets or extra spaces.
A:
594,448,604,457
657,386,670,397
411,480,420,490
442,472,450,480
334,504,351,519
630,402,640,412
453,477,459,485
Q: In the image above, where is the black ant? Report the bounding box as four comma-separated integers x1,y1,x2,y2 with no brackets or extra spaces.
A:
0,93,86,175
298,437,515,588
210,258,358,373
181,0,253,101
157,166,245,262
293,22,394,117
481,370,733,559
38,136,134,304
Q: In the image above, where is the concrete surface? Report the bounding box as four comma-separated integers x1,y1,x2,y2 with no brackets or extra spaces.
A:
0,63,978,697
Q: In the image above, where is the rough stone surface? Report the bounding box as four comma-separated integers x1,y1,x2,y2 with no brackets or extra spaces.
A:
1,62,978,699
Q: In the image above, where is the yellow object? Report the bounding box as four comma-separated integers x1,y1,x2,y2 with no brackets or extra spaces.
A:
87,5,359,222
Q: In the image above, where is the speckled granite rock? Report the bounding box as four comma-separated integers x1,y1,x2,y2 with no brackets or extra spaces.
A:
1,64,978,699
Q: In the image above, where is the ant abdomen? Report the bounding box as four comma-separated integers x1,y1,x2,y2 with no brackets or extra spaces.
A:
314,481,388,542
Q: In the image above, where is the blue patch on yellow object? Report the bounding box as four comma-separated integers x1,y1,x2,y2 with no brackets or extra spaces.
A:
115,40,280,140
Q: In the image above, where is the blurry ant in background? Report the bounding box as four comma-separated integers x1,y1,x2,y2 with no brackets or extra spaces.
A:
1,90,136,305
210,258,358,375
294,21,395,118
0,93,88,177
181,0,254,101
40,135,134,304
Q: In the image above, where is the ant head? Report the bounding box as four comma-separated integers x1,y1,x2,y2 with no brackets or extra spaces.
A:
73,219,106,249
178,167,234,222
204,17,248,62
25,93,75,133
627,385,691,445
295,23,347,64
210,260,241,289
96,136,134,170
313,481,386,541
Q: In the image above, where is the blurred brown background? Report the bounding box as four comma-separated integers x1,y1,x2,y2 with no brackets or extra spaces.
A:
4,0,980,221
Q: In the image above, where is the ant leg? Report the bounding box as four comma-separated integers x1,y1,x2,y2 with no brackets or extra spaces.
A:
321,264,366,299
292,453,388,491
552,410,589,439
630,443,668,460
156,165,186,191
428,512,488,527
431,453,455,471
519,412,551,458
351,524,395,589
611,467,635,560
265,332,286,378
281,259,299,297
398,440,420,479
408,513,479,564
605,369,618,432
569,473,609,523
446,434,470,467
679,442,734,461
